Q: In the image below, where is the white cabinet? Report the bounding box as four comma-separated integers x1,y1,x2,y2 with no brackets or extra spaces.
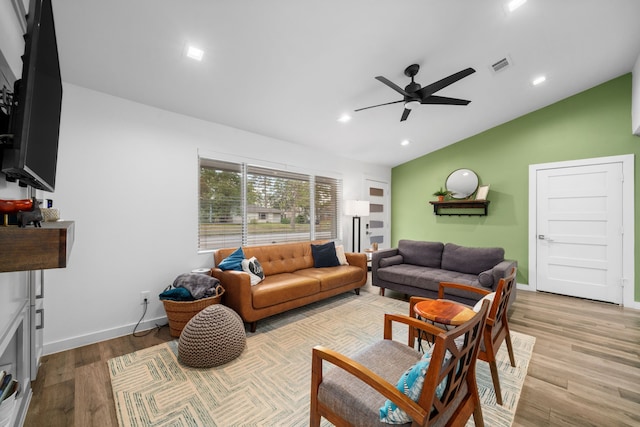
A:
0,301,32,427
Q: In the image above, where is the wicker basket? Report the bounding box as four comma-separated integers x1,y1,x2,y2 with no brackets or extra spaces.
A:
162,286,225,337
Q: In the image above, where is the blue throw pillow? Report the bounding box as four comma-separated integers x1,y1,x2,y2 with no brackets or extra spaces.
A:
218,247,245,271
311,242,340,268
379,349,449,424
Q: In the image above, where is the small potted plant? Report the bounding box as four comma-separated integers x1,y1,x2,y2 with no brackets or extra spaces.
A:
432,187,450,202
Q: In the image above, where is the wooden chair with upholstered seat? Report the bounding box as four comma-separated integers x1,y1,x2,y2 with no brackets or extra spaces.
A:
409,267,517,405
310,300,490,426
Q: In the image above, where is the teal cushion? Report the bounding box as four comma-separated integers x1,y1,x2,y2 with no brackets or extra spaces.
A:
311,242,340,268
379,349,449,424
218,247,245,271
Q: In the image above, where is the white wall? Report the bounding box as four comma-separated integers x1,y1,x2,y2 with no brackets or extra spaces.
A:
42,83,391,354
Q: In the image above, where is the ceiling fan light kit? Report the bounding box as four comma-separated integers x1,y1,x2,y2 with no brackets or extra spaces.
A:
355,63,476,121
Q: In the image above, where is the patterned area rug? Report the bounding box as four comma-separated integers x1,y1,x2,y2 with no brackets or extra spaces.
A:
108,292,535,426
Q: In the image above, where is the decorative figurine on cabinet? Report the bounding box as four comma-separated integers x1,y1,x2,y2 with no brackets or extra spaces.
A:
17,197,43,228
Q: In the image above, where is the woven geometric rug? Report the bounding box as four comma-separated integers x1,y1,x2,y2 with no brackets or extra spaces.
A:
108,292,535,426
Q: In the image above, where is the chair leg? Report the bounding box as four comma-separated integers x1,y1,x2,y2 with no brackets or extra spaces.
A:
309,410,321,427
505,331,516,367
472,401,485,427
489,360,503,406
379,287,385,296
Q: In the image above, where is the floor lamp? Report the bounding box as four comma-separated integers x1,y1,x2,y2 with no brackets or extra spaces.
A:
345,200,370,253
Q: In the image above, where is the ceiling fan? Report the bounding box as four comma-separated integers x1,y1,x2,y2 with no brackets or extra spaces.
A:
355,64,476,121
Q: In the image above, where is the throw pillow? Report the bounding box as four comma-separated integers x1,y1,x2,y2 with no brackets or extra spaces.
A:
241,257,265,286
473,292,496,312
379,254,403,268
478,269,494,288
335,244,349,265
379,349,448,424
311,242,340,268
217,247,245,271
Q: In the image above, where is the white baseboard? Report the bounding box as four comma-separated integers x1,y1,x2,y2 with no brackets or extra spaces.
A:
43,315,169,356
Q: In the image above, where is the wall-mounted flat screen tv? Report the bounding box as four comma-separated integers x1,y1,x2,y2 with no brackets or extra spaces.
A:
2,0,62,192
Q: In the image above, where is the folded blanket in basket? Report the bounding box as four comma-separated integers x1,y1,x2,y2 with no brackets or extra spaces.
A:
159,287,194,301
172,273,221,300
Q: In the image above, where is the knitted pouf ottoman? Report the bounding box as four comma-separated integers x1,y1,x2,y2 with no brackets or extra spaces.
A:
178,304,246,368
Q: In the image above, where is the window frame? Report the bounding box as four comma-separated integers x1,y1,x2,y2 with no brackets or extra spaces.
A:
198,155,342,252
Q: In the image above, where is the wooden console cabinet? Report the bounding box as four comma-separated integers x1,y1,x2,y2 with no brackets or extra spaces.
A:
0,221,74,272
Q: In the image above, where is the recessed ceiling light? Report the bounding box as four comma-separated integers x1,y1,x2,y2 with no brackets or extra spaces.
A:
507,0,527,12
532,75,546,86
400,139,411,146
337,114,351,123
186,45,204,61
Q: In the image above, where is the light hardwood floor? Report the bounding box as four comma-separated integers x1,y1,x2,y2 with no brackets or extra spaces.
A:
24,284,640,426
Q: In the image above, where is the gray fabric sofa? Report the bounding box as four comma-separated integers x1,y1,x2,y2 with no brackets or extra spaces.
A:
372,240,517,307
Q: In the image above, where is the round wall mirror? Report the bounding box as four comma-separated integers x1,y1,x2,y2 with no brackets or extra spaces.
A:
446,169,479,199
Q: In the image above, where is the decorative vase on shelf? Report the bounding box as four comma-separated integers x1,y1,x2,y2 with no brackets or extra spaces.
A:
0,198,34,226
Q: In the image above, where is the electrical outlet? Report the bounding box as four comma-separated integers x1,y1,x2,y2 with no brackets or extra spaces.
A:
140,291,150,305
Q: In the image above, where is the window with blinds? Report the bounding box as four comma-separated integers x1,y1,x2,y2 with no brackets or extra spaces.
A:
199,157,342,251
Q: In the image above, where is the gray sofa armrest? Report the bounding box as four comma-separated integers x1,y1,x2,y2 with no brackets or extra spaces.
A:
491,259,518,308
489,259,518,290
371,248,399,277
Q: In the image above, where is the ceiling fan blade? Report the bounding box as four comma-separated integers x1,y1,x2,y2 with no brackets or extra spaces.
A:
354,99,404,112
421,95,471,106
400,108,411,121
375,76,411,97
417,67,476,99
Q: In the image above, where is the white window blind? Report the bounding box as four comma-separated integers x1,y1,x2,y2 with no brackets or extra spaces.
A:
246,165,310,245
314,175,341,241
198,157,342,251
199,159,243,250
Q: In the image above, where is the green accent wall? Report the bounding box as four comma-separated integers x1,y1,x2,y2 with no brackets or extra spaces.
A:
391,73,638,301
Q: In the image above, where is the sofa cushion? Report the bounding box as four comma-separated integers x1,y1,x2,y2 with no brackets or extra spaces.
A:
376,264,485,302
318,340,421,426
218,247,245,271
335,244,349,265
295,265,365,292
473,292,496,312
398,240,444,268
241,257,265,286
477,269,494,288
441,243,504,275
380,346,450,424
241,242,315,275
379,254,403,268
311,242,341,268
251,273,320,308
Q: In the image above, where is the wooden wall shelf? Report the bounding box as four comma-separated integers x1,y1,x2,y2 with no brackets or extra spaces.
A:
0,221,74,272
429,200,490,216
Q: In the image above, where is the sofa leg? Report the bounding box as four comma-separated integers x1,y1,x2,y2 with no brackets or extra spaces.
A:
249,322,257,333
354,288,360,295
379,288,385,296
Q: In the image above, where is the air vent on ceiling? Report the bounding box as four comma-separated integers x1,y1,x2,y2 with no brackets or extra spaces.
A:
491,56,512,73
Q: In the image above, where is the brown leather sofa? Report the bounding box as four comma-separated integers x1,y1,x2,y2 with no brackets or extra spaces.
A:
211,241,367,332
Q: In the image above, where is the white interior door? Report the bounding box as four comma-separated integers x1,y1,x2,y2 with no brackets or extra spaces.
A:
365,179,390,250
536,162,623,303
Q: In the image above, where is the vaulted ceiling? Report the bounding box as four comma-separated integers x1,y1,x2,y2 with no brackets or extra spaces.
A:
52,0,640,167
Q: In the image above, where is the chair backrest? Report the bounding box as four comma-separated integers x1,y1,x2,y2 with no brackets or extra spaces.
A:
489,267,517,332
418,299,489,424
